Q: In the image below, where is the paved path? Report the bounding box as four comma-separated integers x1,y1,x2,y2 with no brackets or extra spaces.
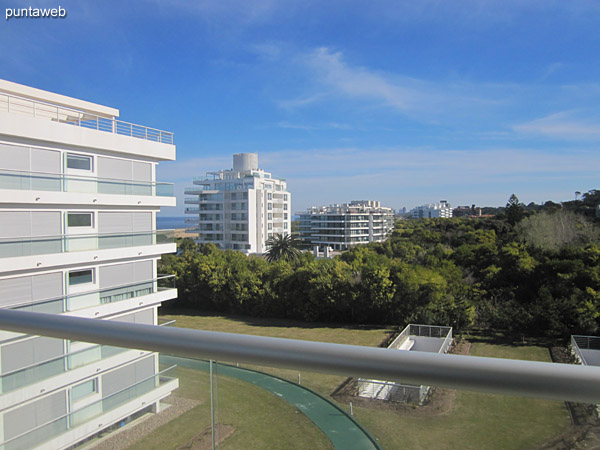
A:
160,356,381,450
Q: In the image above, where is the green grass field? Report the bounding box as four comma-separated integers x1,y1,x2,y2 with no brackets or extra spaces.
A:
128,365,333,450
133,310,571,449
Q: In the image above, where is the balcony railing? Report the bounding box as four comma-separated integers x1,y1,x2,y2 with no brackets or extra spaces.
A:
2,364,177,450
4,275,175,314
0,230,175,259
0,309,599,404
0,169,174,197
0,343,129,394
0,92,174,145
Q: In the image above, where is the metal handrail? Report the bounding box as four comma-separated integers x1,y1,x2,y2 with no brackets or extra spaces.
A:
0,309,599,404
0,91,173,144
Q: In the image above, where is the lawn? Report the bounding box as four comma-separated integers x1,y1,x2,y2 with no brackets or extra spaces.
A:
140,310,571,450
127,365,334,450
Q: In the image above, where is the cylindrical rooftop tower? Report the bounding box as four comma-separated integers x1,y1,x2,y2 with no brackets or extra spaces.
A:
233,153,258,172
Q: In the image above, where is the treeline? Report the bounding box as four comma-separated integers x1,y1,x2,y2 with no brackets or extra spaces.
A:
160,190,600,337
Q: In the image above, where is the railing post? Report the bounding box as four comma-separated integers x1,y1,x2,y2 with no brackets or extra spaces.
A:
210,360,216,450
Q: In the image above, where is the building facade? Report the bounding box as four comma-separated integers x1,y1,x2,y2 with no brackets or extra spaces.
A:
0,80,178,449
297,200,394,251
410,200,453,219
185,153,291,254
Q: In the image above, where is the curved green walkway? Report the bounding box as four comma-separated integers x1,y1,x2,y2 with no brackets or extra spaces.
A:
160,355,381,450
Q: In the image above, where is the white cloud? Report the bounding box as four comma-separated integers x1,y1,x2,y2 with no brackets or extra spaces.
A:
285,47,505,121
513,111,600,139
301,47,417,111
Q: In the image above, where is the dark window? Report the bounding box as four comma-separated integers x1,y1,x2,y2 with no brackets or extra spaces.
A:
66,154,92,171
69,270,93,286
68,213,92,227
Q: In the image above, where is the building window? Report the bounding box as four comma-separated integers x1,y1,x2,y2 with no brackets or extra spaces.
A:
268,223,272,230
268,213,272,220
283,204,288,211
268,233,273,239
71,379,98,402
68,269,94,286
268,193,272,200
66,153,92,171
284,213,288,220
284,222,288,229
268,203,272,210
67,213,93,227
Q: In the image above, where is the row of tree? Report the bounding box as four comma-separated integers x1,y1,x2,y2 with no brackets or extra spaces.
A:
160,191,600,338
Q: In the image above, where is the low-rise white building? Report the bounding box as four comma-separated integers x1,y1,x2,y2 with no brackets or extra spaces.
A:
411,200,453,219
185,153,291,254
297,200,394,251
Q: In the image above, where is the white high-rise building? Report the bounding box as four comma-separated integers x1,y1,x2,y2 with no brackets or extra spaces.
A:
185,153,291,254
410,200,453,219
0,79,178,449
297,200,395,251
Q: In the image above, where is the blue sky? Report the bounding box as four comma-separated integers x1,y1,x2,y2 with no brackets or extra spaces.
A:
2,0,599,215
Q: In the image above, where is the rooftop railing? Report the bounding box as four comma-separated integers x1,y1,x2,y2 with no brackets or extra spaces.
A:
0,168,173,197
0,92,174,145
0,309,599,404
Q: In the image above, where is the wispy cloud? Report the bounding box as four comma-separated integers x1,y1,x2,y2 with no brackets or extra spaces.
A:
275,93,326,110
541,62,565,80
301,47,418,111
274,121,354,131
513,111,600,139
285,47,504,121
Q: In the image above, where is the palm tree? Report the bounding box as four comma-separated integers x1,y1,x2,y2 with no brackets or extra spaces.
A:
264,233,302,263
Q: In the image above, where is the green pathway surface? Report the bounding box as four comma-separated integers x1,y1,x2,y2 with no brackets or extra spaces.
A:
160,355,381,450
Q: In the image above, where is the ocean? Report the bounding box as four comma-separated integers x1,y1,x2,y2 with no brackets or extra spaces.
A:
156,216,187,230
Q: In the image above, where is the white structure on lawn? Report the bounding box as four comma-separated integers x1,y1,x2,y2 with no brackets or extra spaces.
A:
571,335,600,367
0,79,178,449
297,200,394,251
358,324,453,404
185,153,291,254
410,200,453,219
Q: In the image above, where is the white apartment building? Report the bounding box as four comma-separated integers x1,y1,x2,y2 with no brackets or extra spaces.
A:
0,79,178,449
297,200,394,251
410,200,453,219
185,153,291,254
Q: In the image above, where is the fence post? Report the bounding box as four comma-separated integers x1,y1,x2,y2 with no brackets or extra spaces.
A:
349,402,353,416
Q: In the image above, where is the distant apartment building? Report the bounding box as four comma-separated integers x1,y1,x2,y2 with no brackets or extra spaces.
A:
411,200,453,219
453,204,483,218
185,153,291,254
297,200,394,251
0,79,178,449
